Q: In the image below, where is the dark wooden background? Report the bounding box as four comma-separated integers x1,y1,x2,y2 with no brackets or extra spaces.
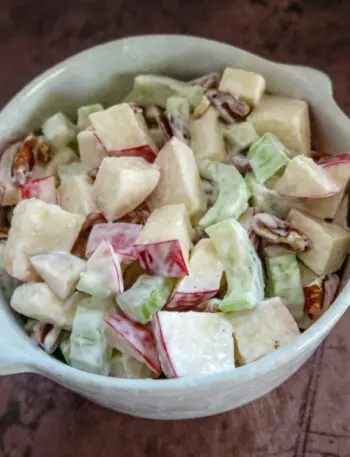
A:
1,1,350,456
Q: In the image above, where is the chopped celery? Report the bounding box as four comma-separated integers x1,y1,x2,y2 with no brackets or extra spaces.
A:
224,122,259,151
42,112,76,148
166,96,190,121
126,74,204,108
248,133,289,183
245,172,302,218
69,296,113,375
199,160,249,227
110,351,156,379
264,246,304,320
77,104,104,131
117,275,175,324
206,219,264,311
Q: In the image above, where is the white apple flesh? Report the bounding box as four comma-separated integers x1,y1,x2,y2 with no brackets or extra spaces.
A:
30,251,86,300
77,240,123,297
165,239,223,310
153,311,235,378
105,312,161,375
135,204,193,277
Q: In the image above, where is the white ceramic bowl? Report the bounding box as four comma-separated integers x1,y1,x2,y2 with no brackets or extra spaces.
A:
0,35,350,420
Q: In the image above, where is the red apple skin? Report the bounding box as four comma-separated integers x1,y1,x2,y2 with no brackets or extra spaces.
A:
86,222,142,259
21,177,57,204
152,312,177,378
319,153,350,167
135,240,190,277
164,289,219,311
93,132,157,163
104,312,161,375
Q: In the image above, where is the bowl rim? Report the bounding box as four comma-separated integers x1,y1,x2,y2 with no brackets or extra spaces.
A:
1,34,350,390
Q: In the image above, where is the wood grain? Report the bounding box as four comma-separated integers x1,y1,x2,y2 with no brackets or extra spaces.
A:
1,0,350,455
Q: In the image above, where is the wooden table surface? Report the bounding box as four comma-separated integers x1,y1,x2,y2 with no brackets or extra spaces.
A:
1,1,350,456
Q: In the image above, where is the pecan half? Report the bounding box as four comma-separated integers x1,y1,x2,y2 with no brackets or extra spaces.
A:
0,227,9,239
228,150,252,174
144,106,171,140
189,73,221,90
11,134,37,185
34,135,51,163
252,213,309,252
304,273,339,321
304,277,324,319
206,89,250,124
167,113,190,145
81,212,106,232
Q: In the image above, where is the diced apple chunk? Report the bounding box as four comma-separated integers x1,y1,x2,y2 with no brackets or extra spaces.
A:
86,222,142,261
90,103,157,154
148,137,206,221
105,312,161,375
76,240,123,297
4,200,84,281
219,68,266,106
303,154,350,219
21,177,57,205
165,239,223,310
57,174,98,216
153,311,234,378
77,128,107,173
287,209,350,275
190,107,226,162
247,95,311,155
225,297,299,364
92,157,160,221
334,194,349,231
135,204,193,277
30,251,86,300
275,156,340,198
10,283,81,329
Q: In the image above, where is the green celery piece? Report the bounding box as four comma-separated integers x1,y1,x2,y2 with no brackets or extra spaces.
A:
166,96,190,121
69,296,113,375
264,247,304,320
77,104,104,131
245,172,301,219
224,122,259,151
199,160,250,228
60,338,71,364
248,133,289,183
42,112,77,149
117,275,175,324
206,219,264,312
126,74,204,108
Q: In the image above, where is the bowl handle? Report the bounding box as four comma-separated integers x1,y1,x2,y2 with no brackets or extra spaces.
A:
280,64,333,96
